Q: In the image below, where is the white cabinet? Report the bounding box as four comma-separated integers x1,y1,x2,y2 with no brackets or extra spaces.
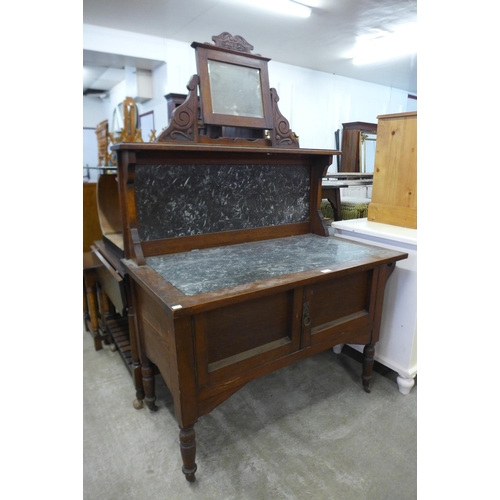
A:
331,218,417,395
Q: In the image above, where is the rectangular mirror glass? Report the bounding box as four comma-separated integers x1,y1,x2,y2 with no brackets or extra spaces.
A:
207,60,264,118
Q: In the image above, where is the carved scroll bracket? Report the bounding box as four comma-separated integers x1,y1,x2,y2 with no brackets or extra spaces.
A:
157,75,200,143
270,88,300,148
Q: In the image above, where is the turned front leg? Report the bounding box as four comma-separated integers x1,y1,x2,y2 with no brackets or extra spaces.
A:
361,343,375,393
180,425,197,482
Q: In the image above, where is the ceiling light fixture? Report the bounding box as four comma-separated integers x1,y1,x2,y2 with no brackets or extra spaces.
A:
242,0,312,18
352,23,417,65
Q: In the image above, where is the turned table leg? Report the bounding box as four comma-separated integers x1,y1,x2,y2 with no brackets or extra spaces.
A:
83,253,103,348
85,274,103,351
361,343,375,393
141,360,157,412
97,289,114,348
180,425,197,482
83,281,90,331
128,305,144,409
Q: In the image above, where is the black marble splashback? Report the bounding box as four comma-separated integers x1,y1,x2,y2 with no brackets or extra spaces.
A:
146,234,394,296
135,164,310,241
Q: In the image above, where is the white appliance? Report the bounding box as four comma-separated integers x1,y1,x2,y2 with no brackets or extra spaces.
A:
331,218,417,395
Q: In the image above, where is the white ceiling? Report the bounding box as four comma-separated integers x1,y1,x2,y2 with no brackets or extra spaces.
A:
83,0,417,96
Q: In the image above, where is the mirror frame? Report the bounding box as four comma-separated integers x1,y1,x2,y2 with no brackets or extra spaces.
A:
193,42,274,130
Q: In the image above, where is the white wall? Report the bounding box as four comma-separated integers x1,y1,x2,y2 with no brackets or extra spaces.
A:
82,95,109,128
83,96,110,180
83,24,416,169
267,61,410,152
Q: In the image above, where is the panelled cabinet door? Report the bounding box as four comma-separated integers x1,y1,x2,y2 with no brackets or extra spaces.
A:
194,290,303,388
301,268,377,348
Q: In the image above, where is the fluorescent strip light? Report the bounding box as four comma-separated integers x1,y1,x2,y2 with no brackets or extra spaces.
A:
242,0,311,18
352,23,417,65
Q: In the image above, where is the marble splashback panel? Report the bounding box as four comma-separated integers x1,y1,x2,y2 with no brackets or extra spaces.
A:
146,233,394,296
134,164,310,241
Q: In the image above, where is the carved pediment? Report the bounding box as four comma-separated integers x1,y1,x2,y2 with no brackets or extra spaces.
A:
211,32,254,54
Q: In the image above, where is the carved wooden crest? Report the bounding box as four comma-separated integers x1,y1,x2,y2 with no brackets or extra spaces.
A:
211,32,254,54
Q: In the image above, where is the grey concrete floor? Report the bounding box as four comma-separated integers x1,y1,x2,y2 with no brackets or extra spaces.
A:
83,327,416,500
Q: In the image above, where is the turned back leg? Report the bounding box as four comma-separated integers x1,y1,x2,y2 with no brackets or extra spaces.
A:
362,343,375,393
127,304,144,409
141,359,157,412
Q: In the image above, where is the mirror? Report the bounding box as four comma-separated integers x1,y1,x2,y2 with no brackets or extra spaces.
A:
193,42,273,130
207,60,264,118
360,132,377,173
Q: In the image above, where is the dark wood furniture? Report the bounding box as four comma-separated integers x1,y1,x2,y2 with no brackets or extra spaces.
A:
83,182,105,348
85,100,167,404
114,141,407,481
165,93,191,124
339,122,377,172
321,184,345,221
88,171,146,409
107,33,408,482
321,172,373,221
90,240,145,410
321,173,373,221
83,252,105,350
83,182,103,253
